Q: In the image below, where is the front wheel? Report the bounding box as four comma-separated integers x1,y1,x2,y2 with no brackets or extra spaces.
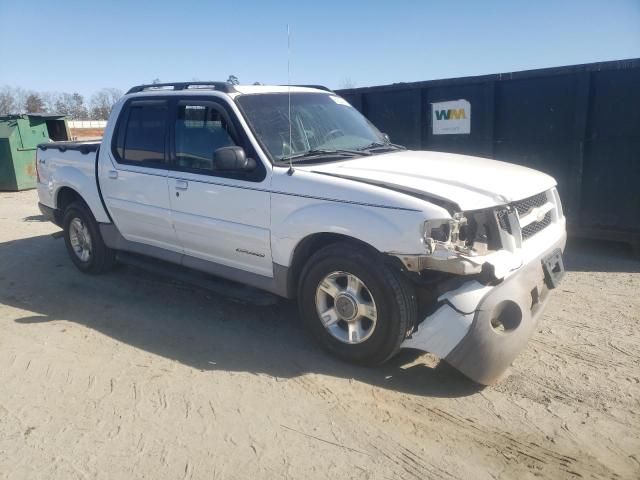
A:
63,201,115,274
298,242,417,365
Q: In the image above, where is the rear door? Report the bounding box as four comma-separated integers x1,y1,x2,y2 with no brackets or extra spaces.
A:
167,98,272,277
98,99,181,252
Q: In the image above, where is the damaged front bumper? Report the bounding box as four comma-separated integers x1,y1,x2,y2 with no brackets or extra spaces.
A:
392,247,522,278
400,226,567,385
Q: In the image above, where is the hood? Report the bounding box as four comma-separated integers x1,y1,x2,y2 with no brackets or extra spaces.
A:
299,150,556,211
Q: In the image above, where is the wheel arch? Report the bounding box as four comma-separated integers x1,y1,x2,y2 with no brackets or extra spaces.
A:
56,186,86,212
285,232,382,299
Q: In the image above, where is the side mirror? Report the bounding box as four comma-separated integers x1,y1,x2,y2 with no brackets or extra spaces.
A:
213,146,256,172
382,133,391,144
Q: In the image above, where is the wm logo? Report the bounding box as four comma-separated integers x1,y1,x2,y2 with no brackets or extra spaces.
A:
434,108,467,120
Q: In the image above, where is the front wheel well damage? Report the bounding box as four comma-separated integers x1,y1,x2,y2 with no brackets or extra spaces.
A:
287,233,451,330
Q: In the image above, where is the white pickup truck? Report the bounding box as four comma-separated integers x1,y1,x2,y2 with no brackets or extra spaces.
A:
36,82,566,385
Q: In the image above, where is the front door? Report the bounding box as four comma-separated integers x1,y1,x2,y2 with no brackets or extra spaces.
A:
167,98,272,277
99,99,181,253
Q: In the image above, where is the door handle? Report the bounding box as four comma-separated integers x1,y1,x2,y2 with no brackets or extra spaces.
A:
175,180,188,190
108,170,118,179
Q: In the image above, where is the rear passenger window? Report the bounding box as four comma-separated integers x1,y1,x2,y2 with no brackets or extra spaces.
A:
114,102,167,166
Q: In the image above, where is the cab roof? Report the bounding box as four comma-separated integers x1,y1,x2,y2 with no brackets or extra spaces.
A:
125,82,332,97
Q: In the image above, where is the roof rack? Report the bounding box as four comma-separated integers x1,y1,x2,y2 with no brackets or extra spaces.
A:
283,84,334,93
126,81,235,95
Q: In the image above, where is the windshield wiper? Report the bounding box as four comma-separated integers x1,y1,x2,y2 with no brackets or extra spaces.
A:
280,148,370,163
357,141,406,152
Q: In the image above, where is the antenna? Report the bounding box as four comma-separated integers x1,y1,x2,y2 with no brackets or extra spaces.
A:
287,24,294,175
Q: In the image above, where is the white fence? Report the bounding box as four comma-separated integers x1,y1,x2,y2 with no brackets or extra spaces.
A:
67,120,107,129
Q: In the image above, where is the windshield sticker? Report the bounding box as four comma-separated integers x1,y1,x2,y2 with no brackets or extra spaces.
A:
330,96,351,106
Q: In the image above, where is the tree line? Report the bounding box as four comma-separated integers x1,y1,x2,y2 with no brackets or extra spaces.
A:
0,76,268,120
0,86,123,120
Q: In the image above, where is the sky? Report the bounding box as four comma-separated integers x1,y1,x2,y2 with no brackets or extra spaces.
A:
1,0,639,98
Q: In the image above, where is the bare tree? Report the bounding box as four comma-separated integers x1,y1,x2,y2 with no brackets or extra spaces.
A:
0,86,17,115
0,86,119,118
25,93,45,113
40,92,60,113
55,92,89,120
13,87,28,113
0,86,31,114
227,75,239,85
90,88,123,120
71,93,89,120
339,77,357,89
54,93,72,117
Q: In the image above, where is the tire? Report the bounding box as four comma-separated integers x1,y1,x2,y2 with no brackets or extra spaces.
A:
62,201,115,274
298,242,417,365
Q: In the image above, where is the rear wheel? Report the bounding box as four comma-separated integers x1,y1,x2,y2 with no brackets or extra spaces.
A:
63,201,115,274
299,242,417,365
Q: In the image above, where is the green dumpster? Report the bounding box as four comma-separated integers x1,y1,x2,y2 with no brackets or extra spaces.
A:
0,114,70,191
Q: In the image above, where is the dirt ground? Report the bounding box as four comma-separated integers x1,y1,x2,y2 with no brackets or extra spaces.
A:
0,190,638,480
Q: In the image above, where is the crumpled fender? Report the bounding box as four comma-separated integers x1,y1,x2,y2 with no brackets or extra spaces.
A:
271,202,409,267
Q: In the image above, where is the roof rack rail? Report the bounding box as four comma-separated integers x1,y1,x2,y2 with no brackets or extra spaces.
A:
126,81,235,95
283,84,334,93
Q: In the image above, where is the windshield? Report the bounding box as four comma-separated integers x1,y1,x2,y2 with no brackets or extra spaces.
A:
236,93,387,163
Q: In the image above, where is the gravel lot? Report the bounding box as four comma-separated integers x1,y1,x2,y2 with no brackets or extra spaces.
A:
1,190,638,479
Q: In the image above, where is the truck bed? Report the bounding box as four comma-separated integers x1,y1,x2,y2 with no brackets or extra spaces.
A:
36,138,111,224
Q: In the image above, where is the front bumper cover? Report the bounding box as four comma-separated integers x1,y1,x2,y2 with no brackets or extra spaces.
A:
401,230,566,385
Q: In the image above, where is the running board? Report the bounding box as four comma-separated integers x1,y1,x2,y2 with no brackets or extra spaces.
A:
115,252,279,307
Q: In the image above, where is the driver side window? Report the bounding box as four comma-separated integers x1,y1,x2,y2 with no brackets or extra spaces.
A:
175,104,237,172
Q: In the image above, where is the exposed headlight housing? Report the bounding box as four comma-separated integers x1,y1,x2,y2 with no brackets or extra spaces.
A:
393,210,505,275
422,213,470,255
423,220,451,243
388,213,478,275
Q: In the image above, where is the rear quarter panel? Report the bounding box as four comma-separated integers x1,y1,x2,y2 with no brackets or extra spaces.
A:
37,147,110,223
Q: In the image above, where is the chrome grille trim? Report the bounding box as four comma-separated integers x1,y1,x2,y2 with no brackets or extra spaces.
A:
521,211,552,238
496,190,555,241
513,192,548,217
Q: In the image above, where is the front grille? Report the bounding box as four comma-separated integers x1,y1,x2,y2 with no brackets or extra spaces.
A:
521,211,552,239
495,191,554,241
512,192,548,217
